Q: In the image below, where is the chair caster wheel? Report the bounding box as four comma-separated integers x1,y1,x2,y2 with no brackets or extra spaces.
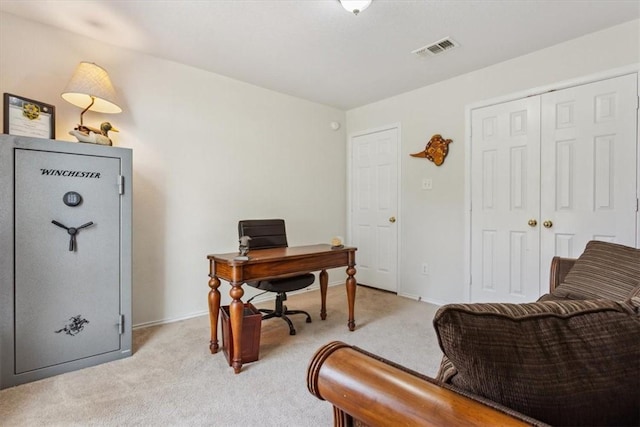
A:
306,318,312,323
289,330,296,336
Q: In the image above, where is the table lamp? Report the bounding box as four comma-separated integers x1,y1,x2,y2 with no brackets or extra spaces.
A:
61,62,122,131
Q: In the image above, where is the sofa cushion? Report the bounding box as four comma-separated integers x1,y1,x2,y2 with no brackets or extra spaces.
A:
434,355,457,383
433,299,640,427
552,240,640,300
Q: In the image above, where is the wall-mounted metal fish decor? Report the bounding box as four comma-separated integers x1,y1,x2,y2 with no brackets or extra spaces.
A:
410,134,452,166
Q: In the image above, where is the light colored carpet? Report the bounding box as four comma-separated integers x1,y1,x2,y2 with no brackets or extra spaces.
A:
0,285,443,426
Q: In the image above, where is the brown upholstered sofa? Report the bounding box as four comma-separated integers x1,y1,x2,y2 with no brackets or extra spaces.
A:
307,240,640,426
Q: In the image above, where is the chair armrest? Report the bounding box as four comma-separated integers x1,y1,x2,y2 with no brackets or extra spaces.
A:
549,257,577,292
307,341,534,427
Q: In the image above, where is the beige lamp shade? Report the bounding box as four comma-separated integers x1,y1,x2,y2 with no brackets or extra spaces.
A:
61,62,122,114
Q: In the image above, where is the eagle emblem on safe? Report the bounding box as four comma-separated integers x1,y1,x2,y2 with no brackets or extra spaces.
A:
410,134,453,166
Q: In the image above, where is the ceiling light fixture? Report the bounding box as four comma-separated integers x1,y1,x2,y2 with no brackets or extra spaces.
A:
339,0,372,15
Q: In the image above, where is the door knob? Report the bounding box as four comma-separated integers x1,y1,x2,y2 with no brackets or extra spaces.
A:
527,219,537,227
543,220,553,228
389,216,396,223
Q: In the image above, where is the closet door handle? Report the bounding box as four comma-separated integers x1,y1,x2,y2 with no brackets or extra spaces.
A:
527,219,537,227
543,220,553,228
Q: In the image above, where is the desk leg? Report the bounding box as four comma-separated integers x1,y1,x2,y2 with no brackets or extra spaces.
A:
319,269,328,320
229,283,245,374
208,274,221,354
346,264,357,331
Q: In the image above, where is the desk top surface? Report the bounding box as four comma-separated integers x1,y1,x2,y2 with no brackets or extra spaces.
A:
208,244,356,264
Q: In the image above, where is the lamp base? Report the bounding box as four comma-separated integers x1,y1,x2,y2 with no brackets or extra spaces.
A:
69,127,112,146
68,122,118,146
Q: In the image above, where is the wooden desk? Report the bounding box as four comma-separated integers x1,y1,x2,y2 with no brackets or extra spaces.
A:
207,244,357,373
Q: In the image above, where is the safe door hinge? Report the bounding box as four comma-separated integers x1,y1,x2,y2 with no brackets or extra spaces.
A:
118,175,125,195
118,314,125,335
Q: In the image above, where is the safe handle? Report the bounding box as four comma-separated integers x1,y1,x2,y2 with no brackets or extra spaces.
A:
52,220,95,251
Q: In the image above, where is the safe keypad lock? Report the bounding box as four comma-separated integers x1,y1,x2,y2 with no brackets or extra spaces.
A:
63,191,82,207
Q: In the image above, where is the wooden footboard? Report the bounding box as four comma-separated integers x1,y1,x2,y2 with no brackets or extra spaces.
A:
307,341,533,427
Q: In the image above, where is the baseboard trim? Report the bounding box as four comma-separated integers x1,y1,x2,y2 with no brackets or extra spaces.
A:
133,311,208,330
397,291,444,306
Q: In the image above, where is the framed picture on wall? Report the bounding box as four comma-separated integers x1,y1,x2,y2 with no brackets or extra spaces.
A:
3,93,56,139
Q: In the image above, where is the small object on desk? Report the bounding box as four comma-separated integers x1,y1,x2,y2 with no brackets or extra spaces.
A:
238,235,252,256
331,236,344,249
233,255,250,261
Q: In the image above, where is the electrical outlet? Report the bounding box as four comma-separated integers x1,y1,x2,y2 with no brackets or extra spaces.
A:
421,263,429,275
421,178,433,190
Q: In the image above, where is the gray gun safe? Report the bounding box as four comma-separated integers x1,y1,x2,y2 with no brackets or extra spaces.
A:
0,135,132,389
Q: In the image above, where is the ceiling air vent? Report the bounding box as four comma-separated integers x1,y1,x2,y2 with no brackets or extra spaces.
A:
412,37,459,57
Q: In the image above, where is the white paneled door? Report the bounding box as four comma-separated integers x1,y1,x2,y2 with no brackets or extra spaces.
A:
539,74,638,268
350,126,399,292
471,73,638,303
471,97,542,302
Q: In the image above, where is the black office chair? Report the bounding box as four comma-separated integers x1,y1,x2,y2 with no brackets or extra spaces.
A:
238,219,314,335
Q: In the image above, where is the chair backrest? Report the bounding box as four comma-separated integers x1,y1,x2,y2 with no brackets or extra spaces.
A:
238,219,288,250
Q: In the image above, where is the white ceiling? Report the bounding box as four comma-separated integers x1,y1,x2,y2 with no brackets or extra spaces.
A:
1,0,639,110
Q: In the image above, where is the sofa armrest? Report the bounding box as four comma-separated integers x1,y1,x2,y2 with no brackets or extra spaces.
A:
307,341,535,427
549,256,577,292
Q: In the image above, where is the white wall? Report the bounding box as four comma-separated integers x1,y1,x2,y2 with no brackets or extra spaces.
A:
3,12,638,325
346,19,640,305
0,12,347,326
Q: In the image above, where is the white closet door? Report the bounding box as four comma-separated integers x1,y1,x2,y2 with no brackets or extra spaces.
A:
470,97,542,302
469,73,638,303
539,73,638,272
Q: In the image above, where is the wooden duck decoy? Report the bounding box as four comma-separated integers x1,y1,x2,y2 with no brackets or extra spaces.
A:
410,134,452,166
69,122,119,146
